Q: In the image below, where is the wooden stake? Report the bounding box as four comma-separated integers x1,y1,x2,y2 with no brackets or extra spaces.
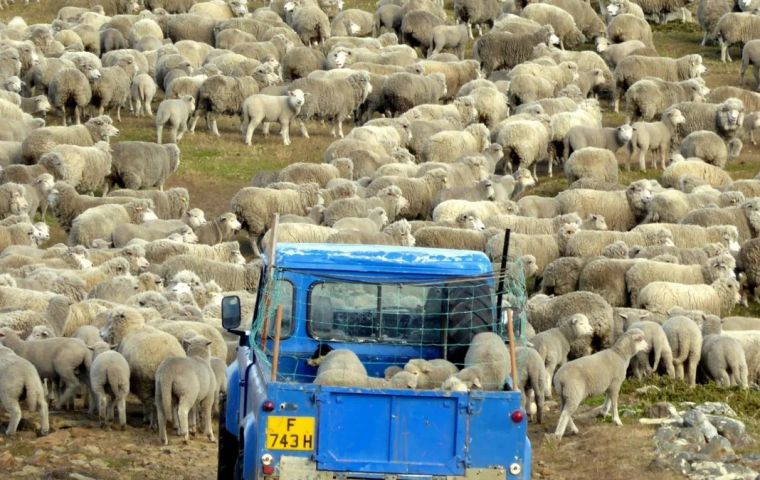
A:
507,309,519,392
271,305,283,380
260,213,280,351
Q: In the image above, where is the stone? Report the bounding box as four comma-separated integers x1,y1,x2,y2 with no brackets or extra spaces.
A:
707,415,754,448
90,459,109,469
635,385,661,395
695,402,737,418
81,445,101,456
689,461,758,480
658,438,699,455
698,435,735,462
683,409,718,441
654,425,680,445
678,426,708,446
0,451,19,469
648,402,679,419
12,465,43,477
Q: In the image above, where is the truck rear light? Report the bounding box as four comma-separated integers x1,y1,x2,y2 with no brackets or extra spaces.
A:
262,465,275,475
510,410,524,423
262,400,275,412
509,463,522,475
261,454,273,466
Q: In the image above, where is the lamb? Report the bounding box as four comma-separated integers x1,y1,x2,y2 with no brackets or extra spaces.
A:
155,95,196,145
624,78,709,122
108,188,190,221
473,25,560,75
636,277,741,316
284,1,331,47
626,254,736,306
740,39,760,89
39,142,112,195
0,344,48,436
47,67,94,126
69,200,158,247
552,329,648,439
456,332,510,391
563,125,633,162
107,142,181,192
564,147,619,184
0,222,46,250
613,54,705,112
661,314,703,386
623,320,675,378
402,358,458,390
0,327,91,409
241,90,306,146
364,169,448,220
555,180,653,231
130,73,157,118
21,116,119,164
419,124,490,164
699,316,749,387
88,342,130,429
429,23,472,59
230,183,323,255
628,107,686,171
158,256,261,292
322,185,409,226
679,131,734,168
193,213,242,246
521,4,586,49
193,75,268,137
333,207,388,233
661,159,734,189
155,335,216,445
530,313,594,396
713,12,760,63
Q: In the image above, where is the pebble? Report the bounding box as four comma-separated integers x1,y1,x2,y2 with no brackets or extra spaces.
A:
82,445,101,456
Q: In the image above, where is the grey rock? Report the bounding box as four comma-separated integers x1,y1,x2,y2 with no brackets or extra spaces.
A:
697,435,735,462
678,426,708,447
655,425,681,445
707,415,754,448
695,402,738,418
648,401,679,419
683,409,719,441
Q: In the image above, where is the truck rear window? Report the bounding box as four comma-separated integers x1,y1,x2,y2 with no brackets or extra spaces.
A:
308,282,456,344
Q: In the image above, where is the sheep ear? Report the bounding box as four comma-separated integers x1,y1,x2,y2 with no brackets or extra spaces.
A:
619,313,628,320
472,377,482,389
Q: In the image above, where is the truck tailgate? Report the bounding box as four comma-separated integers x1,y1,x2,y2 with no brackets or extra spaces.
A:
315,388,467,476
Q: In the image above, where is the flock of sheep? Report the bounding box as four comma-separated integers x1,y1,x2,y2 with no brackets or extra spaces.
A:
0,0,759,454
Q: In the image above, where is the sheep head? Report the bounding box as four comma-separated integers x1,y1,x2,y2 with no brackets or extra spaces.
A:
99,306,146,345
456,210,486,230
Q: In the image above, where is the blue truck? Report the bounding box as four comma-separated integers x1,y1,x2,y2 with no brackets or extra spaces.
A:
218,243,531,480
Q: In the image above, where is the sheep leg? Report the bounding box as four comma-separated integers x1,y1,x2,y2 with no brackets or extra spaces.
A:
337,119,344,138
74,106,81,126
177,397,193,443
637,144,647,171
156,398,169,445
146,102,154,118
740,59,748,85
687,356,698,387
281,120,291,146
55,371,80,408
116,105,122,123
170,125,179,144
189,114,198,133
61,104,67,127
201,396,215,442
700,31,708,48
209,114,220,137
245,120,260,146
37,398,49,435
98,392,109,427
177,120,188,141
188,405,197,435
719,39,728,63
157,123,163,144
117,395,127,430
3,401,21,436
608,384,623,426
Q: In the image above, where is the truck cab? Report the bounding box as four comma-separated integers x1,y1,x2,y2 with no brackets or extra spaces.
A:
219,243,531,480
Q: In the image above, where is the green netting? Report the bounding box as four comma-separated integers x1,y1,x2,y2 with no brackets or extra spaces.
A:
249,257,531,389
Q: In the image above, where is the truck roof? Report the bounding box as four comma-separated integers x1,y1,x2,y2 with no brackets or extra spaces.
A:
272,243,493,280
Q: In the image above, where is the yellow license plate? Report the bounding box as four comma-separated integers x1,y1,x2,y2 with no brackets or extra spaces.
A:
265,417,315,451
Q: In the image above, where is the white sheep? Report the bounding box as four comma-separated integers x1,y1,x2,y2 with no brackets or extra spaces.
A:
628,107,686,171
89,342,131,429
636,277,741,316
662,314,703,386
553,329,648,439
624,320,675,379
0,344,49,436
530,313,594,396
700,315,749,387
455,332,510,391
241,90,307,146
155,95,196,144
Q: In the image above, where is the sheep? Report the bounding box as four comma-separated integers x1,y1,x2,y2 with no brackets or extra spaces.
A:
39,142,112,195
0,222,46,250
453,332,509,391
364,169,447,220
740,39,760,89
90,57,138,122
333,207,388,233
699,316,749,387
107,142,181,192
432,199,519,226
484,213,581,235
643,187,741,224
326,219,415,247
415,59,482,102
636,277,741,316
284,1,331,47
622,319,675,378
576,257,642,307
552,328,648,439
563,147,619,184
547,0,606,41
193,213,242,246
322,185,409,226
555,180,653,231
473,25,560,75
453,0,501,35
158,256,261,292
89,342,130,429
108,188,189,221
241,90,307,146
628,107,686,171
0,327,91,409
380,72,446,116
661,159,734,189
530,313,594,396
679,131,733,168
429,23,472,59
47,67,94,127
230,184,323,255
563,125,633,163
419,124,490,164
613,54,705,112
155,95,196,145
626,254,736,307
672,98,746,141
681,198,760,243
0,182,30,219
0,344,48,436
21,116,119,165
155,335,216,445
624,78,709,122
521,4,586,49
713,12,760,63
735,237,760,300
129,73,157,118
69,200,158,247
660,314,703,386
413,226,499,252
630,243,727,265
193,75,271,137
491,117,552,176
632,224,741,253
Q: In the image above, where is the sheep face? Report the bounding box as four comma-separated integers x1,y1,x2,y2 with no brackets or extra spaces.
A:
184,208,207,228
87,116,120,141
584,214,608,231
616,125,633,144
686,55,706,78
568,313,594,337
606,3,620,17
441,375,470,392
594,36,609,53
626,328,649,355
3,76,22,93
229,0,249,17
456,211,485,230
26,325,54,341
100,307,145,345
32,222,50,243
626,180,654,213
4,186,29,215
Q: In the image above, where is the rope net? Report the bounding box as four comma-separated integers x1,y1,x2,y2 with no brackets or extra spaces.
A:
249,258,531,389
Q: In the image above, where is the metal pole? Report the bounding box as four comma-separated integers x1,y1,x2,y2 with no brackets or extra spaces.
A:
271,305,284,380
507,310,519,392
495,229,511,332
260,214,280,351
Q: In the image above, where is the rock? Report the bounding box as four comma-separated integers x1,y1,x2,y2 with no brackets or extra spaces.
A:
654,425,680,445
0,451,20,470
707,415,754,448
678,426,708,446
82,445,101,456
683,409,718,441
90,459,109,469
688,461,758,480
13,465,43,477
25,449,48,466
697,435,735,462
695,402,737,418
649,454,691,475
648,401,679,419
635,385,661,395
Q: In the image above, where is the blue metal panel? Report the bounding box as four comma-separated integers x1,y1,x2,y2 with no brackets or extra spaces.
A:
466,391,528,476
242,413,258,480
273,244,493,281
225,362,241,436
316,388,467,476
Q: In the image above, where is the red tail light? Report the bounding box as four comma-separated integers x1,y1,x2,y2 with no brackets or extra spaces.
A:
262,400,275,412
511,410,524,423
262,465,275,475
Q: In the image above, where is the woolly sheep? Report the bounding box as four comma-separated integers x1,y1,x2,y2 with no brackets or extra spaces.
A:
547,0,606,41
671,98,745,142
563,125,633,162
679,131,733,168
159,256,261,292
193,75,270,137
521,3,586,49
429,23,472,59
380,72,447,116
0,327,91,409
457,332,509,391
48,67,94,127
193,213,242,246
623,320,675,378
625,78,709,122
322,185,409,226
699,316,749,387
564,147,619,184
241,90,307,146
130,73,157,118
552,329,648,439
661,314,703,386
107,142,181,192
155,335,216,444
474,25,559,75
155,95,196,144
284,1,331,47
453,0,501,36
636,277,741,316
681,198,760,243
21,116,119,164
556,180,653,231
364,169,448,220
0,182,30,219
433,199,519,226
419,123,490,164
606,13,653,48
577,258,642,307
530,313,594,396
89,342,131,429
628,107,686,171
0,344,48,436
713,12,760,63
491,117,552,176
39,142,112,195
69,200,158,247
